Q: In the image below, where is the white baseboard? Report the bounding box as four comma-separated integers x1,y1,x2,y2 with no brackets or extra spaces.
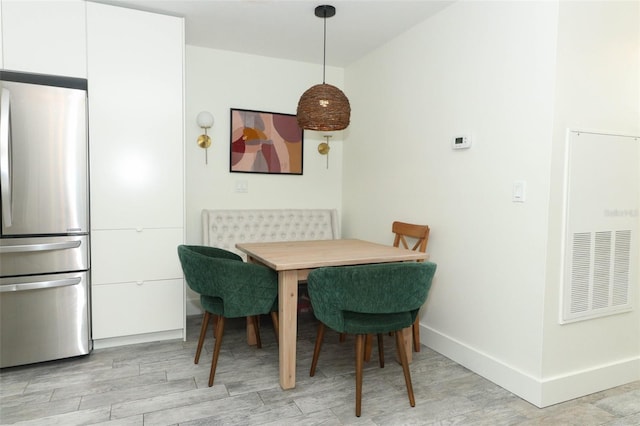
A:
92,329,184,350
540,357,640,407
421,324,640,408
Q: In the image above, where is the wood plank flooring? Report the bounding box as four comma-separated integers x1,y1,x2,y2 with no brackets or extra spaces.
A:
1,313,639,425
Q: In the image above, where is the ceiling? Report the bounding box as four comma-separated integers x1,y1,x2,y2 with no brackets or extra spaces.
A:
91,1,454,67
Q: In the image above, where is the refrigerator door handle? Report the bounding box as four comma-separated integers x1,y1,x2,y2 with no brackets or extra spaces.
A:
0,277,82,293
0,240,82,254
0,87,12,227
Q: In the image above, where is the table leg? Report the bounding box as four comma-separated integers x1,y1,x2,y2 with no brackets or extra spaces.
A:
279,270,298,389
245,256,259,346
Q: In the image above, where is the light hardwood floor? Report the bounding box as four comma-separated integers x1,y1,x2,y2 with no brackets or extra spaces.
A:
1,313,639,425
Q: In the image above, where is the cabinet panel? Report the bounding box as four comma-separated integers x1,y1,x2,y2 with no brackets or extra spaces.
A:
91,228,183,285
86,2,185,344
92,279,184,339
1,0,87,77
0,4,3,69
87,2,184,230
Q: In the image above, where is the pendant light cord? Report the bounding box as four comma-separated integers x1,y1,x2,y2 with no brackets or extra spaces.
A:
322,8,327,84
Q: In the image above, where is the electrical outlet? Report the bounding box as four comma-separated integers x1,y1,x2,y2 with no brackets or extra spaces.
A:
235,180,248,193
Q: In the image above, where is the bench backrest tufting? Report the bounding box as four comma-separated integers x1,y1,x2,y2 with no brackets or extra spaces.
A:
202,209,340,259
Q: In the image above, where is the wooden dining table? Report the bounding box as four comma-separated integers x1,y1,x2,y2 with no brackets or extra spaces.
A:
235,238,428,390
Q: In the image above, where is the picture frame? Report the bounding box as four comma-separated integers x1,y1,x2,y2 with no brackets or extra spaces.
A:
230,108,303,175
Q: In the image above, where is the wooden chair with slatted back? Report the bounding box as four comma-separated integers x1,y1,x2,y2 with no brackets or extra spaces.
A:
392,221,430,352
363,220,431,362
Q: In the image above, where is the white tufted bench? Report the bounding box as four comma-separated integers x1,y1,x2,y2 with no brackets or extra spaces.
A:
201,208,340,260
198,208,340,330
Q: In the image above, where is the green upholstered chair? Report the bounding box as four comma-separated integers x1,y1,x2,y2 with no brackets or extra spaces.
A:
177,245,279,387
307,261,437,417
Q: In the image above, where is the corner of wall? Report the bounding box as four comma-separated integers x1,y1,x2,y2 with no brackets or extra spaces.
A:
421,325,544,407
539,357,640,407
423,324,640,408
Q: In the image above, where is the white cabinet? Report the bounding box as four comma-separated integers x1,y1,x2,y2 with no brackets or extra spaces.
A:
87,2,185,345
87,3,183,230
1,0,87,77
92,279,184,340
0,4,3,69
91,229,184,285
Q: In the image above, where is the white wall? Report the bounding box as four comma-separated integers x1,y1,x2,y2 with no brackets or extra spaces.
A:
182,0,639,407
541,0,640,406
184,46,344,312
342,0,639,407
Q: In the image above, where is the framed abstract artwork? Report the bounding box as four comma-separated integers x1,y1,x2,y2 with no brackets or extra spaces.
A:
230,108,303,175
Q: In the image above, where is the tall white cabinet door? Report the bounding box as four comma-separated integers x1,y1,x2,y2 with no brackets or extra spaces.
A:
1,0,87,78
0,4,3,69
87,3,184,230
87,2,185,344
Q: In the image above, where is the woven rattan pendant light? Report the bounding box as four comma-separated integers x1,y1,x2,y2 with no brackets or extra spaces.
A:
296,5,351,131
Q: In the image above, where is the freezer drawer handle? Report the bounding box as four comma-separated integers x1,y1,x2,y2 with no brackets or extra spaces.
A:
0,240,82,253
0,276,82,292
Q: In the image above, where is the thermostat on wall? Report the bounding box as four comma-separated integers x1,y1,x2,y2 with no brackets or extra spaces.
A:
452,135,471,150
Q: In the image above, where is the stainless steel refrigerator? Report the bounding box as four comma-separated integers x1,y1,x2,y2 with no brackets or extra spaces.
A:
0,70,91,368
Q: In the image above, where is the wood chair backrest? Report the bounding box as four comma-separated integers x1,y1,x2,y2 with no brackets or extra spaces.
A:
392,221,430,255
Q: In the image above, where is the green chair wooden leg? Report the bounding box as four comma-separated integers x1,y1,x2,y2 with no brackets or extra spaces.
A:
310,322,326,377
412,317,421,352
195,311,211,364
377,333,385,368
209,316,226,387
212,314,219,339
270,311,279,343
395,330,415,407
251,316,262,349
355,334,366,417
364,334,372,362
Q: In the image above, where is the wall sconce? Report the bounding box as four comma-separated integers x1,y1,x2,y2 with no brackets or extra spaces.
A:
318,135,332,169
196,111,214,164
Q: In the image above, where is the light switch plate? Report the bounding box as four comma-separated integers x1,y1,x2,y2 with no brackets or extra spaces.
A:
512,180,526,202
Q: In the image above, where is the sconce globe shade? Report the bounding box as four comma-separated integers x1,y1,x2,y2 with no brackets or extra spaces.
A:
196,111,214,128
296,83,350,131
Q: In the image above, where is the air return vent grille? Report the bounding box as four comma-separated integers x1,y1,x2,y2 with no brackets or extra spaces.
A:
568,230,631,317
561,130,638,323
569,232,591,314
